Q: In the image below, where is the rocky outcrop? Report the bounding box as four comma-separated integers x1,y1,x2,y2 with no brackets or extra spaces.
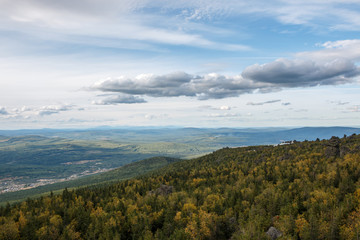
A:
340,145,351,157
266,227,282,240
149,184,174,196
324,136,340,158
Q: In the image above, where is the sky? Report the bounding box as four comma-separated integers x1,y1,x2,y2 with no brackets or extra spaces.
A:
0,0,360,129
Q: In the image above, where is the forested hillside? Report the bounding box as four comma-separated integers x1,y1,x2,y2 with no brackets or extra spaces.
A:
1,134,360,239
0,157,181,205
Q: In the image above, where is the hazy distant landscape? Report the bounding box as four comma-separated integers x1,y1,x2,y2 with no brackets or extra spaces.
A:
1,126,359,203
2,131,360,239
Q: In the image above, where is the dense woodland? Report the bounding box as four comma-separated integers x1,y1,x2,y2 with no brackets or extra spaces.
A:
1,134,360,239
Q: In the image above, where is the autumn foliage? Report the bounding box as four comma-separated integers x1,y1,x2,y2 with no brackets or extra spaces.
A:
1,134,360,239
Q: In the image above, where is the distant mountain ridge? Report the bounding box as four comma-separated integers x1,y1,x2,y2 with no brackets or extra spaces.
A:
1,126,359,144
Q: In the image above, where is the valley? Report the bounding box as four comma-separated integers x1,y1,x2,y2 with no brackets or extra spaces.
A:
1,126,360,205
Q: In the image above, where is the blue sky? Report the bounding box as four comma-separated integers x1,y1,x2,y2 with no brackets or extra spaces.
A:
0,0,359,129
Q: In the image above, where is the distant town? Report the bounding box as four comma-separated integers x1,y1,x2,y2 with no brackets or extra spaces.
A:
0,167,112,194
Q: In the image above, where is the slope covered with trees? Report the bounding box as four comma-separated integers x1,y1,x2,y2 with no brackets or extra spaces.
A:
1,134,360,239
0,156,181,205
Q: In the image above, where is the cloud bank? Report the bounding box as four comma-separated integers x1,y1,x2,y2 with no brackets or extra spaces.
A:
242,58,358,87
91,72,265,100
90,39,360,103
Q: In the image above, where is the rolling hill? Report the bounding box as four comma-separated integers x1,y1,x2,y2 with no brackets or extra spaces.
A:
1,126,360,203
1,134,360,239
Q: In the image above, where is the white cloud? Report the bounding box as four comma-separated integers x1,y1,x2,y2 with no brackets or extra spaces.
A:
0,104,76,118
37,104,74,116
330,101,350,105
2,0,358,56
90,71,266,100
207,113,240,118
199,105,231,110
0,107,9,115
299,39,360,62
12,106,32,113
242,58,358,87
247,100,281,106
92,94,146,105
322,39,360,49
0,0,250,51
349,105,360,112
159,0,360,31
220,105,231,110
264,1,360,31
144,113,168,120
